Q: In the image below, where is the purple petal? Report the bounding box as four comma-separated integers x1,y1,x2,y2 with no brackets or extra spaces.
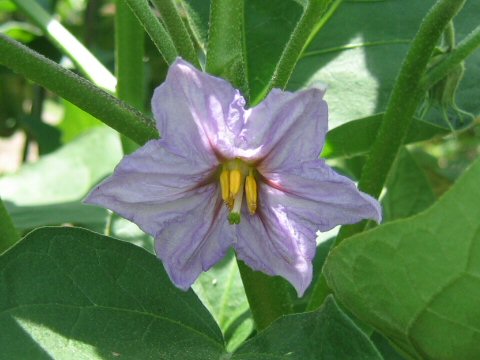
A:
152,58,246,160
84,139,218,235
260,159,382,233
154,185,234,290
238,88,328,170
234,183,316,296
85,139,233,289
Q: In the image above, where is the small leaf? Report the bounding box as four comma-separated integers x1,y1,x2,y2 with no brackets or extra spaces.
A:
382,147,436,221
0,227,225,358
325,157,480,359
232,295,383,359
322,114,449,159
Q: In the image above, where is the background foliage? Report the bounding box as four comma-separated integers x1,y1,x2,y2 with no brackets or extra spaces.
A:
1,0,479,358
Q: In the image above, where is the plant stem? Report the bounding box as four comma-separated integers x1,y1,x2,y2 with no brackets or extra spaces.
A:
421,24,480,91
206,0,292,329
252,0,334,105
206,0,249,97
12,0,116,91
123,0,178,65
0,198,19,253
237,259,293,330
115,0,146,154
0,34,157,145
150,0,199,67
308,0,467,310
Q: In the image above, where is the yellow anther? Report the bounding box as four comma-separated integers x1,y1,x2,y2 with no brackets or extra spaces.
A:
220,169,233,208
229,169,242,197
245,174,257,215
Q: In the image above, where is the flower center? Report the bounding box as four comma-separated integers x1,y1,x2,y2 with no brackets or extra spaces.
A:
219,159,258,224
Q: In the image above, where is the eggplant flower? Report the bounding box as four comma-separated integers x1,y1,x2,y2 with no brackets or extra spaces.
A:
85,59,381,296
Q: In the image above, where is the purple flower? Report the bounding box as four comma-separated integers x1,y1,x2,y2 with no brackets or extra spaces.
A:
85,59,381,296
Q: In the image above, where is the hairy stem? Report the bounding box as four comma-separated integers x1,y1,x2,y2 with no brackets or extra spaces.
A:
206,0,249,97
252,0,334,105
421,24,480,91
12,0,116,91
237,260,293,330
308,0,467,310
0,34,157,145
123,0,177,64
115,0,146,154
150,0,199,67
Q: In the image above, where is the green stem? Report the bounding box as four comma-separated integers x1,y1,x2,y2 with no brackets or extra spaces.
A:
206,0,249,97
0,197,19,253
237,259,293,330
150,0,199,67
308,0,467,310
0,34,157,145
421,24,480,91
123,0,178,65
252,0,334,105
206,0,292,329
12,0,116,91
342,0,466,239
115,0,145,154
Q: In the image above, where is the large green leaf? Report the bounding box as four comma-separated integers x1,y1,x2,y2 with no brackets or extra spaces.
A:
0,227,225,359
324,157,480,359
193,251,254,352
289,0,480,126
232,295,383,359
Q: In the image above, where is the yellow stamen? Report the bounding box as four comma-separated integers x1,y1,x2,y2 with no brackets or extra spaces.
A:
220,169,233,209
245,174,257,215
229,169,242,197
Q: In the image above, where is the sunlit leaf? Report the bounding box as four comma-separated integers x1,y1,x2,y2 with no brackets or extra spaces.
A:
0,227,225,359
325,157,480,359
232,296,383,359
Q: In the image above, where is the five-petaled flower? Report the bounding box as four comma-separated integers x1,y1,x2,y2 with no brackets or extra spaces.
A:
85,59,381,296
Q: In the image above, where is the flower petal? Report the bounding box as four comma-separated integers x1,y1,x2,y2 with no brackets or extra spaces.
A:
238,88,328,170
84,139,218,236
152,58,246,160
154,185,234,290
234,185,315,296
85,139,233,290
260,159,382,233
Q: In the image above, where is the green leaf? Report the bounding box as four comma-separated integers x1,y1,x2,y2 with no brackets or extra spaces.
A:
324,156,480,359
322,114,450,159
289,0,480,126
244,0,303,101
382,147,436,221
58,100,103,142
0,127,121,232
0,21,41,42
232,295,383,359
3,200,107,231
182,0,303,100
0,227,225,358
193,251,254,353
